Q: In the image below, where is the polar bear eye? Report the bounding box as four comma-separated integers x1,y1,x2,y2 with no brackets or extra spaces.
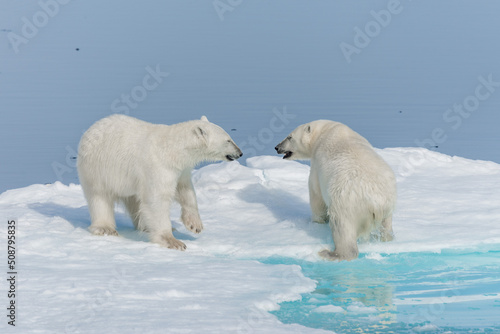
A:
286,136,292,141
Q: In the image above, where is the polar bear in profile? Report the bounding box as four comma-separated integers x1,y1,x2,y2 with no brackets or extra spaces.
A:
77,114,242,251
275,120,396,261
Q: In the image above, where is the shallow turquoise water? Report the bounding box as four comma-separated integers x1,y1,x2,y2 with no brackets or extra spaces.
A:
262,249,500,333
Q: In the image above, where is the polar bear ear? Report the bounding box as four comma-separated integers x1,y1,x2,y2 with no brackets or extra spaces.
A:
194,126,208,145
200,115,209,122
305,125,311,133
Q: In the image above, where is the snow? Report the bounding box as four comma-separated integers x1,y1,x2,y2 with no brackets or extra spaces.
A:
0,181,323,333
1,149,500,332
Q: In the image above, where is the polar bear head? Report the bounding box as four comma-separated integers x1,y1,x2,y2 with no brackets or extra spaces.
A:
193,116,243,162
275,120,335,160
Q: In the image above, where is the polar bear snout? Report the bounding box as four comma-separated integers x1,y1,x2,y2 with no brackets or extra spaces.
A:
274,142,285,154
226,146,243,161
275,142,293,159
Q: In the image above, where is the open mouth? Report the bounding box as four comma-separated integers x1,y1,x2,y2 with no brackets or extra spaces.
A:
226,155,235,161
275,145,293,159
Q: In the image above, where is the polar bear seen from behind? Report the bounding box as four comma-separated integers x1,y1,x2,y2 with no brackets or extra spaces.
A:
275,120,396,261
77,114,242,251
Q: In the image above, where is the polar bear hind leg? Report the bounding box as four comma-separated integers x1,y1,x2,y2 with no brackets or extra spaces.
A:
319,213,359,261
87,194,119,236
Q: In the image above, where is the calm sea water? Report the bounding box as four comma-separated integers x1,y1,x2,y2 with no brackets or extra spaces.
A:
1,1,500,192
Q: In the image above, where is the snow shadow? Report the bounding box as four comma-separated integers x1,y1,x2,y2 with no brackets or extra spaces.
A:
237,183,309,221
28,202,195,243
29,202,96,230
237,183,327,239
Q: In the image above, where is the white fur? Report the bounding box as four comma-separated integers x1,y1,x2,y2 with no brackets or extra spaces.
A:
276,120,396,261
77,114,242,250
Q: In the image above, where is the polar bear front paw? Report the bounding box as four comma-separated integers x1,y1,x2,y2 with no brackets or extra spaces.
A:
155,234,187,251
182,213,204,234
166,237,187,251
89,226,119,236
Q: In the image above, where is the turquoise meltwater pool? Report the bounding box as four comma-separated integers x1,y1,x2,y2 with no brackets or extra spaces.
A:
262,248,500,333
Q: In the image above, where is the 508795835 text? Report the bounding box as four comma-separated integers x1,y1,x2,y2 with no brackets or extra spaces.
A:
6,219,17,327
